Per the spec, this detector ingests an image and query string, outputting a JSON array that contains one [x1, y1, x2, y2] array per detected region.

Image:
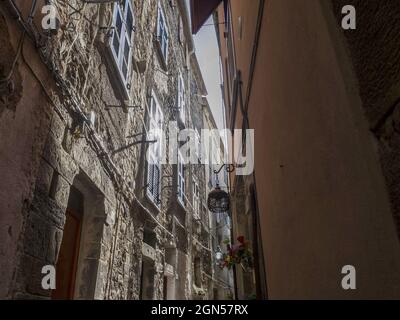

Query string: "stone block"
[[34, 160, 54, 195], [46, 226, 63, 264], [53, 175, 71, 212], [23, 211, 52, 260], [18, 254, 51, 298], [42, 134, 78, 184], [30, 188, 66, 228], [50, 112, 67, 145]]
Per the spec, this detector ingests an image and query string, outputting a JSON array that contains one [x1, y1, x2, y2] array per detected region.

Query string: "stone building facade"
[[203, 104, 235, 300], [0, 0, 223, 300]]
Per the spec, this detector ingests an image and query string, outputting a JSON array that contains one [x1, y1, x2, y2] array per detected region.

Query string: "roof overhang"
[[190, 0, 224, 34]]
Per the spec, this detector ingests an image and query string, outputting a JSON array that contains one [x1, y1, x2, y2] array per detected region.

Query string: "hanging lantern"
[[207, 184, 230, 213]]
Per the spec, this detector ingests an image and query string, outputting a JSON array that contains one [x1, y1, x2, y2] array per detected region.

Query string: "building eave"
[[190, 0, 224, 34]]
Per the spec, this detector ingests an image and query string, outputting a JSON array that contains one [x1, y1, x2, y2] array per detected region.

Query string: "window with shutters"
[[177, 151, 186, 207], [208, 165, 213, 188], [194, 129, 201, 163], [109, 0, 134, 95], [156, 4, 169, 63], [178, 16, 184, 44], [147, 93, 163, 206], [177, 72, 186, 123], [193, 181, 200, 216]]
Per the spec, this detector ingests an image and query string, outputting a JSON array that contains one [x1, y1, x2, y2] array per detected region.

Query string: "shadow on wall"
[[0, 13, 22, 117]]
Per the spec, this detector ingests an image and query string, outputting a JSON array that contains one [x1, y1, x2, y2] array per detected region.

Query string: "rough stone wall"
[[6, 0, 145, 299], [330, 0, 400, 237], [187, 56, 216, 299], [134, 0, 193, 300], [0, 0, 218, 300], [202, 105, 234, 300]]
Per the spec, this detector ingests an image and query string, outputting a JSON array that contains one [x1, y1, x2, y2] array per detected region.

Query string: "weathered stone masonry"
[[0, 0, 220, 300]]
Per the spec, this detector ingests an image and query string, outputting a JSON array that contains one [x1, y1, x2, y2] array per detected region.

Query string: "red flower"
[[230, 244, 241, 254], [237, 236, 245, 244]]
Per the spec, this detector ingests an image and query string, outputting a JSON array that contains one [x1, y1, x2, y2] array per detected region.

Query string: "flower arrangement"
[[218, 236, 253, 271]]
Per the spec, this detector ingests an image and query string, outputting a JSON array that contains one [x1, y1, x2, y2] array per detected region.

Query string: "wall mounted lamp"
[[207, 164, 235, 214]]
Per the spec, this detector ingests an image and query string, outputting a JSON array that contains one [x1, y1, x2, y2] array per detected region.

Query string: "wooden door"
[[52, 208, 82, 300]]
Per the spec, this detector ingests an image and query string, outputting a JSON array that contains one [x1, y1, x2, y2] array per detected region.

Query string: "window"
[[208, 155, 218, 187], [178, 16, 184, 44], [224, 214, 231, 229], [193, 181, 200, 216], [194, 129, 201, 163], [157, 5, 169, 62], [177, 151, 185, 207], [147, 93, 163, 206], [208, 165, 213, 188], [225, 4, 237, 120], [191, 79, 198, 95], [110, 0, 134, 93], [143, 229, 157, 248], [177, 72, 186, 123]]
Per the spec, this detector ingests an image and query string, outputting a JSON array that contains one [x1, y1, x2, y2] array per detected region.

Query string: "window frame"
[[194, 129, 201, 163], [177, 72, 186, 123], [193, 180, 200, 217], [156, 4, 169, 63], [178, 16, 184, 44], [146, 92, 164, 207], [177, 150, 186, 207], [109, 0, 134, 96]]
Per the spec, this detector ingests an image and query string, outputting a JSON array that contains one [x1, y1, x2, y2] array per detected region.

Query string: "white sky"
[[193, 17, 225, 130]]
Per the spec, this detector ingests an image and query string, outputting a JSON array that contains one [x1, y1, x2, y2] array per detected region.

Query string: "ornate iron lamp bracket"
[[213, 164, 235, 175]]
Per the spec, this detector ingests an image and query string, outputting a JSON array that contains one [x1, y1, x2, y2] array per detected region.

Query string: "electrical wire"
[[1, 1, 213, 300], [0, 0, 39, 85], [5, 0, 218, 264]]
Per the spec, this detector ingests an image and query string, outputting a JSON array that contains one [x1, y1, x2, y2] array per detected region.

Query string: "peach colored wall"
[[220, 0, 400, 298]]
